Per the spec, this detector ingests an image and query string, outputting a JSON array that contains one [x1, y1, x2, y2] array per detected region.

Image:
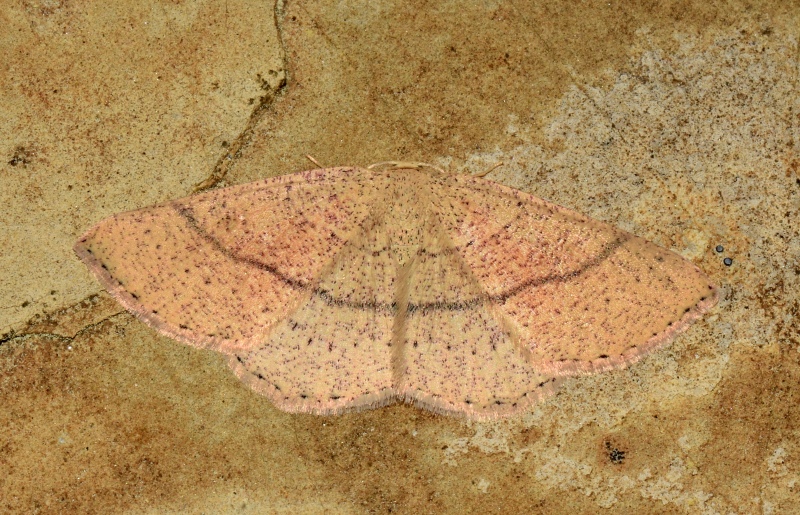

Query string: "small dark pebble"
[[723, 257, 733, 266], [715, 245, 724, 253]]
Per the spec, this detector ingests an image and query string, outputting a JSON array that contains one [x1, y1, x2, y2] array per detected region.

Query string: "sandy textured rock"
[[0, 0, 284, 334], [0, 0, 797, 513]]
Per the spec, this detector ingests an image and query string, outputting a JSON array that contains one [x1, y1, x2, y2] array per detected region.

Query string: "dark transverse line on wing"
[[175, 203, 627, 315]]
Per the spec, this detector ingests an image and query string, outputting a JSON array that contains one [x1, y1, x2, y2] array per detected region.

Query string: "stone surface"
[[1, 0, 798, 513], [0, 0, 285, 334]]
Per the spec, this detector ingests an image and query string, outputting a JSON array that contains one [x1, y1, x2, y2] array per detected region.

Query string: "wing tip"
[[74, 230, 243, 353], [532, 283, 720, 377]]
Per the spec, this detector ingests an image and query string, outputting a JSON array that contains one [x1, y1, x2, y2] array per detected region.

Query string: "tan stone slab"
[[1, 0, 799, 513], [0, 0, 285, 333]]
